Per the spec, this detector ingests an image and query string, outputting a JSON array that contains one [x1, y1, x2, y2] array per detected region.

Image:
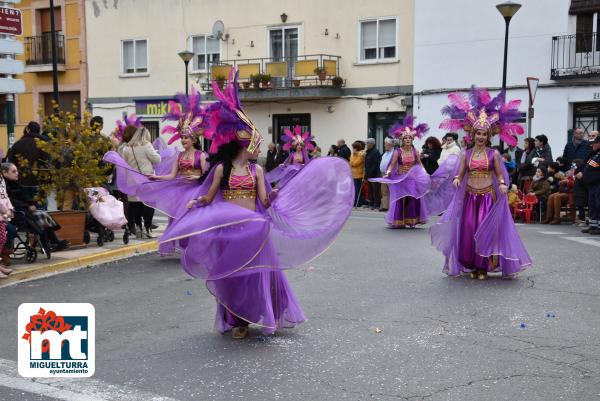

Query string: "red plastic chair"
[[514, 193, 538, 224]]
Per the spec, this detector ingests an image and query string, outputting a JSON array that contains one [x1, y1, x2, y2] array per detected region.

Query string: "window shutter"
[[378, 19, 396, 48], [569, 0, 600, 14], [123, 41, 134, 73], [135, 40, 147, 72]]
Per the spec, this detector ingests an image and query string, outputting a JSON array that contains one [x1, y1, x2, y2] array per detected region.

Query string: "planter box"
[[49, 210, 87, 247]]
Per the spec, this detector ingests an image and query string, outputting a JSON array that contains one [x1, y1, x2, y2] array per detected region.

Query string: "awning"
[[570, 0, 600, 14]]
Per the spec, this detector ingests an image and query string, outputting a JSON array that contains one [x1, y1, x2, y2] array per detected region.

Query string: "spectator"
[[336, 139, 351, 161], [311, 146, 322, 158], [518, 137, 536, 189], [502, 152, 516, 182], [2, 162, 69, 254], [546, 162, 562, 193], [534, 134, 553, 167], [459, 137, 468, 150], [364, 138, 382, 210], [573, 159, 588, 227], [542, 163, 574, 225], [421, 136, 442, 174], [274, 143, 289, 167], [507, 184, 522, 209], [507, 143, 523, 184], [265, 143, 277, 172], [349, 141, 366, 207], [6, 122, 49, 201], [556, 156, 569, 173], [120, 127, 161, 238], [589, 130, 598, 143], [527, 168, 550, 216], [582, 136, 600, 234], [379, 137, 395, 212], [439, 133, 461, 164], [562, 128, 591, 167], [327, 144, 338, 157]]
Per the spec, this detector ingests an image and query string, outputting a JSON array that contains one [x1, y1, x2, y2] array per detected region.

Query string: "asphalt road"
[[1, 211, 599, 401]]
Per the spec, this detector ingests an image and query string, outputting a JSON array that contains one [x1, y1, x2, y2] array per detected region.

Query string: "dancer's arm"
[[187, 164, 222, 208], [415, 150, 424, 166], [493, 150, 508, 194], [255, 165, 270, 207], [452, 154, 467, 188], [384, 151, 398, 178], [200, 152, 209, 175], [149, 159, 178, 181]]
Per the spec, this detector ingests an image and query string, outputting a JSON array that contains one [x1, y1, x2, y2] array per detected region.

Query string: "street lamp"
[[178, 50, 194, 96], [496, 1, 521, 150], [526, 77, 539, 139]]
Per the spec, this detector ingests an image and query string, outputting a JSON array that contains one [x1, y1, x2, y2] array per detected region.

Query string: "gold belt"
[[466, 185, 494, 195], [469, 170, 491, 178], [180, 168, 202, 177], [222, 189, 257, 200], [398, 166, 411, 174]]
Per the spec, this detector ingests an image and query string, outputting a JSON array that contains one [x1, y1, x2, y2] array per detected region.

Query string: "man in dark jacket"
[[265, 143, 277, 172], [562, 128, 591, 167], [274, 143, 288, 167], [336, 139, 351, 161], [364, 138, 382, 210], [582, 137, 600, 235], [6, 122, 49, 200]]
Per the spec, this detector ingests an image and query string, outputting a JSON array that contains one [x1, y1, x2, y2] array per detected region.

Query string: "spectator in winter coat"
[[573, 159, 588, 226], [265, 143, 277, 172], [562, 128, 591, 167], [528, 168, 551, 214], [582, 137, 600, 234], [534, 134, 553, 168], [518, 138, 537, 189], [439, 133, 461, 164], [349, 141, 366, 207], [542, 164, 574, 225], [421, 136, 442, 174], [336, 139, 352, 161], [364, 138, 382, 209]]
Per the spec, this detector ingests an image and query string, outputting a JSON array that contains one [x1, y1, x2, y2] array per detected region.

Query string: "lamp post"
[[50, 0, 59, 108], [178, 50, 194, 96], [496, 1, 521, 150], [526, 77, 539, 139]]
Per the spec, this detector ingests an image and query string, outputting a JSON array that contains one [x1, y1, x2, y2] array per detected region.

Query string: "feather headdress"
[[114, 113, 142, 142], [439, 86, 524, 146], [161, 86, 204, 145], [389, 115, 429, 140], [202, 69, 262, 154], [282, 125, 315, 151]]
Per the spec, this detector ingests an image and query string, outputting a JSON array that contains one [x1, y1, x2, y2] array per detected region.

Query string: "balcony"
[[24, 33, 66, 72], [551, 32, 600, 79], [206, 54, 344, 101]]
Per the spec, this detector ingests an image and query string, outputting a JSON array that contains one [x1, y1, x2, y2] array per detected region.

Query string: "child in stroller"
[[84, 187, 130, 246]]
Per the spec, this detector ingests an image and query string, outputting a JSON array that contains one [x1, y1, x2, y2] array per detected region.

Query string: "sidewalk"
[[0, 215, 169, 288]]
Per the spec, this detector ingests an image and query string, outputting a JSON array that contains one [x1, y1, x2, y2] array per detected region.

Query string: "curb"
[[0, 241, 158, 288]]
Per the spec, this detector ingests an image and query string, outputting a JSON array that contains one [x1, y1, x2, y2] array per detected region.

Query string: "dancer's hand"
[[499, 184, 508, 194], [148, 174, 158, 180], [186, 199, 196, 209], [185, 175, 200, 181], [452, 178, 460, 188]]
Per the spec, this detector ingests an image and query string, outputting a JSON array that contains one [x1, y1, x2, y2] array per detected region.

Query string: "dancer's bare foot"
[[0, 265, 12, 275]]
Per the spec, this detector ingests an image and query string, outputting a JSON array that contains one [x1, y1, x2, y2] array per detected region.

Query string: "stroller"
[[83, 187, 131, 246]]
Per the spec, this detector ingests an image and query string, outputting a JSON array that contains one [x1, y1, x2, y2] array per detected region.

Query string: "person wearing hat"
[[364, 138, 382, 210]]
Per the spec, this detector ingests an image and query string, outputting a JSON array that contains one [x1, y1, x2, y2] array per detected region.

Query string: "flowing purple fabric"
[[430, 149, 532, 277], [423, 154, 460, 216], [153, 137, 167, 152], [154, 147, 179, 176]]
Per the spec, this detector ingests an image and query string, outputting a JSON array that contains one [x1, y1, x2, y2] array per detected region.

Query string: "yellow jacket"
[[349, 151, 365, 179]]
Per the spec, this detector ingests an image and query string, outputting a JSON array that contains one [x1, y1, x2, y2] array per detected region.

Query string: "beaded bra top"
[[178, 151, 204, 177], [397, 147, 417, 174], [468, 149, 493, 178], [222, 164, 256, 201]]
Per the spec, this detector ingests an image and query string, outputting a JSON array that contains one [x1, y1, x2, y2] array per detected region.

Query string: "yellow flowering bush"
[[18, 103, 111, 210]]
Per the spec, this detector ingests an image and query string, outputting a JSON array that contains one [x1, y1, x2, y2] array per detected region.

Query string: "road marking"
[[538, 231, 566, 235], [561, 236, 600, 248], [0, 358, 179, 401]]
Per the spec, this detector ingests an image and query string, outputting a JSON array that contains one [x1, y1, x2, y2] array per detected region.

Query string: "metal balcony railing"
[[24, 33, 66, 66], [551, 32, 600, 79], [207, 54, 343, 90]]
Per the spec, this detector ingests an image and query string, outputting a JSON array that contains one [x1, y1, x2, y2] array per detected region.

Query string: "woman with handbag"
[[120, 127, 161, 238]]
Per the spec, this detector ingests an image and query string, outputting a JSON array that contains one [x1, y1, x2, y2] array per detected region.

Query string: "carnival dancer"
[[370, 116, 431, 228], [265, 125, 314, 188], [105, 71, 354, 338], [431, 87, 532, 279]]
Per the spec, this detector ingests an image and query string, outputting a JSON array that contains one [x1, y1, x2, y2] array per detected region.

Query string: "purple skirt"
[[211, 270, 307, 335], [387, 196, 424, 228], [459, 187, 496, 271]]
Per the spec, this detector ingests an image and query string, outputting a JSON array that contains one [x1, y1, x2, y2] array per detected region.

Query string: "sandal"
[[232, 326, 249, 339], [477, 270, 488, 280], [0, 266, 12, 275]]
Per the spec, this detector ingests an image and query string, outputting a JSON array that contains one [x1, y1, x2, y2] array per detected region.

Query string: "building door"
[[368, 112, 403, 151], [272, 113, 310, 144], [142, 120, 160, 142], [269, 26, 299, 86], [574, 102, 600, 140], [43, 91, 80, 117]]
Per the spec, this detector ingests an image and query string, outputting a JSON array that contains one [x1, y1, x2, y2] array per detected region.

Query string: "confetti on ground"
[[374, 327, 382, 333], [546, 312, 556, 318], [520, 323, 527, 329], [307, 266, 316, 272], [185, 290, 193, 296]]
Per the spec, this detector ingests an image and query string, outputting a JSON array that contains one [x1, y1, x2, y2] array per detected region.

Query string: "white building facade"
[[85, 0, 414, 153], [414, 0, 600, 155]]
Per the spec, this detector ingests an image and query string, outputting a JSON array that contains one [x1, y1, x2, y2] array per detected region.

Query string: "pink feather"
[[501, 99, 521, 112], [479, 89, 491, 105], [439, 119, 463, 131], [448, 92, 470, 112]]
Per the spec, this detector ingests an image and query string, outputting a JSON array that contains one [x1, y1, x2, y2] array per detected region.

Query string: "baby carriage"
[[83, 187, 130, 246]]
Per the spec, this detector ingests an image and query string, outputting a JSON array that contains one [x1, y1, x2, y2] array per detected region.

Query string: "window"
[[122, 39, 148, 74], [359, 17, 397, 62], [191, 35, 220, 72]]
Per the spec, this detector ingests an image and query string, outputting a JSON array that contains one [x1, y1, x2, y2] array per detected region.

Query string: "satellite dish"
[[212, 20, 227, 41]]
